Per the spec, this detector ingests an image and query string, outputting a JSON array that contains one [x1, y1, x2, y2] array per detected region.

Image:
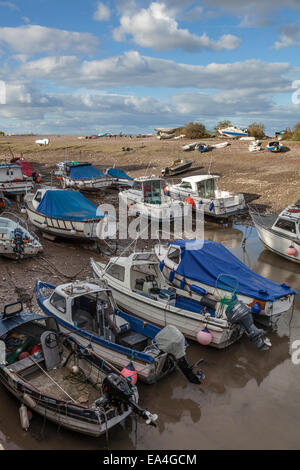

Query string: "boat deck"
[[251, 212, 277, 229]]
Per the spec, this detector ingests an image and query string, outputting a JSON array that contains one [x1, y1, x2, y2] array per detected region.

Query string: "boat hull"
[[119, 193, 185, 222], [254, 220, 300, 264], [61, 176, 113, 191]]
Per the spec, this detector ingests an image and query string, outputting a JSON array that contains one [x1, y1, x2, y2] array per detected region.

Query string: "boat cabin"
[[175, 175, 219, 199], [0, 164, 25, 183], [271, 202, 300, 239], [130, 177, 166, 205]]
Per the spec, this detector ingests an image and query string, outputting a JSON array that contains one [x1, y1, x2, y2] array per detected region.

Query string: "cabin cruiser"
[[218, 126, 248, 138], [0, 164, 33, 197], [55, 161, 113, 191], [249, 202, 300, 263], [0, 301, 157, 436], [36, 280, 203, 384], [119, 176, 186, 222], [90, 252, 273, 350], [24, 188, 112, 241], [0, 213, 42, 260], [166, 175, 246, 219], [155, 240, 296, 323]]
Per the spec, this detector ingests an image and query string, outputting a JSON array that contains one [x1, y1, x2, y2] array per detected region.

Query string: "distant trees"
[[182, 122, 210, 139], [0, 131, 5, 136], [281, 123, 300, 141], [214, 120, 232, 135], [247, 122, 266, 139], [293, 122, 300, 140]]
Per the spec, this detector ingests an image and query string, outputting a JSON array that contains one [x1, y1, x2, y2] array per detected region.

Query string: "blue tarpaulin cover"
[[37, 190, 104, 221], [69, 164, 105, 180], [170, 240, 298, 301], [106, 168, 133, 180]]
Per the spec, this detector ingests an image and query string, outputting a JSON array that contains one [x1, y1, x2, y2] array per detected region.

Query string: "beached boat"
[[119, 176, 186, 222], [166, 175, 246, 219], [266, 141, 283, 153], [195, 143, 210, 152], [24, 188, 112, 241], [161, 159, 193, 177], [218, 126, 248, 138], [105, 168, 134, 187], [211, 142, 230, 149], [55, 162, 113, 191], [10, 158, 41, 182], [90, 253, 272, 350], [36, 280, 202, 384], [0, 301, 158, 437], [0, 213, 42, 260], [249, 140, 262, 152], [155, 240, 297, 323], [0, 164, 33, 197], [249, 202, 300, 263]]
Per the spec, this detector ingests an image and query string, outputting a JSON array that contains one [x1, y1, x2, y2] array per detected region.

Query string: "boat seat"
[[9, 355, 45, 377], [111, 315, 130, 335], [117, 330, 149, 352]]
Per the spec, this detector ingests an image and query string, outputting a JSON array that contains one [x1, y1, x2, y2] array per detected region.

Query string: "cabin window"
[[274, 218, 296, 234], [50, 293, 66, 314], [168, 247, 180, 264], [144, 180, 161, 204], [133, 181, 142, 191], [197, 179, 215, 199], [35, 192, 43, 203], [180, 182, 192, 189], [107, 263, 125, 281]]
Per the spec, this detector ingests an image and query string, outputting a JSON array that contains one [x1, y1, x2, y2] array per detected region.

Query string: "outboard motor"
[[155, 325, 205, 384], [225, 298, 271, 349], [13, 229, 25, 259], [101, 373, 158, 426]]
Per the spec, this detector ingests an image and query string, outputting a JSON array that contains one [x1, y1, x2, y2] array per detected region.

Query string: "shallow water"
[[0, 222, 299, 450]]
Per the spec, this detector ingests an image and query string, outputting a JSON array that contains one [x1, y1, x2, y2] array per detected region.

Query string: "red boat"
[[10, 158, 40, 182]]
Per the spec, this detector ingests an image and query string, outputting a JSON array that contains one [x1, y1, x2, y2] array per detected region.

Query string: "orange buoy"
[[121, 362, 138, 385]]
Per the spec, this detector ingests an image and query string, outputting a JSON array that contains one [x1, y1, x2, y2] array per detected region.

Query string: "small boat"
[[249, 202, 300, 263], [167, 175, 246, 219], [249, 140, 262, 152], [35, 138, 49, 146], [24, 188, 112, 241], [218, 126, 248, 138], [155, 239, 297, 323], [210, 142, 230, 149], [161, 159, 193, 177], [195, 143, 210, 153], [182, 142, 199, 152], [105, 168, 134, 187], [90, 253, 271, 350], [267, 141, 283, 153], [157, 133, 175, 140], [119, 176, 186, 222], [55, 162, 113, 191], [36, 280, 202, 384], [0, 301, 158, 437], [0, 164, 34, 197], [0, 213, 42, 259], [10, 157, 41, 182]]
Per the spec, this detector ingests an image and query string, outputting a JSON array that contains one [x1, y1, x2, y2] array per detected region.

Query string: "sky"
[[0, 0, 300, 135]]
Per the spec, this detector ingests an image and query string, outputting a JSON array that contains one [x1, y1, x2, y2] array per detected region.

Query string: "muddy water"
[[0, 222, 299, 450]]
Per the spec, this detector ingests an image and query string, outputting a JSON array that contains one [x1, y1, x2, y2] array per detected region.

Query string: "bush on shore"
[[182, 122, 210, 139], [248, 122, 266, 139]]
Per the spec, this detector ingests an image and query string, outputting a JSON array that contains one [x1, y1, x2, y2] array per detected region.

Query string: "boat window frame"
[[273, 217, 297, 235], [50, 292, 67, 314], [106, 262, 125, 282]]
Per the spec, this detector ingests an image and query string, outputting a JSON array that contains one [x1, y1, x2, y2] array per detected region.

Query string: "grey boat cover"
[[155, 325, 185, 359]]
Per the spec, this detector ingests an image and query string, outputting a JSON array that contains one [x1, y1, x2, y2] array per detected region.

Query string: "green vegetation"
[[182, 122, 210, 139], [247, 122, 266, 139], [214, 120, 232, 135]]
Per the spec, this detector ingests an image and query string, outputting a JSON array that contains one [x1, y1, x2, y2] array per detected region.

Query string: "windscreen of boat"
[[197, 179, 216, 199], [274, 218, 297, 235], [130, 263, 160, 290], [144, 180, 162, 204]]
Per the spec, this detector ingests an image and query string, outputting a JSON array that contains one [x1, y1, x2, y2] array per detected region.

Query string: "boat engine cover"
[[155, 325, 186, 360]]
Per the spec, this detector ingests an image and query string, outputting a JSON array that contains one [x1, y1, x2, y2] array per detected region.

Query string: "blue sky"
[[0, 0, 300, 134]]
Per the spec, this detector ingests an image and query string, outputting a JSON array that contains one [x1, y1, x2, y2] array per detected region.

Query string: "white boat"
[[157, 133, 175, 140], [155, 240, 296, 322], [182, 142, 202, 152], [24, 187, 112, 241], [218, 126, 248, 138], [119, 176, 186, 222], [0, 213, 42, 259], [249, 140, 262, 152], [210, 142, 230, 149], [0, 164, 33, 197], [90, 252, 273, 350], [36, 280, 201, 384], [161, 159, 193, 177], [55, 161, 113, 191], [195, 143, 210, 152], [249, 202, 300, 263], [166, 175, 246, 219], [35, 138, 49, 145]]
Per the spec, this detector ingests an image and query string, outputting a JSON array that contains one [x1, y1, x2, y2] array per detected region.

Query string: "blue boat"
[[36, 280, 201, 384], [55, 161, 113, 191], [105, 168, 134, 187]]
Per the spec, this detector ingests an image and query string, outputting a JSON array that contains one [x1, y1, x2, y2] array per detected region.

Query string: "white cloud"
[[0, 1, 19, 10], [0, 25, 100, 55], [113, 2, 241, 52], [93, 2, 111, 21], [275, 24, 300, 49]]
